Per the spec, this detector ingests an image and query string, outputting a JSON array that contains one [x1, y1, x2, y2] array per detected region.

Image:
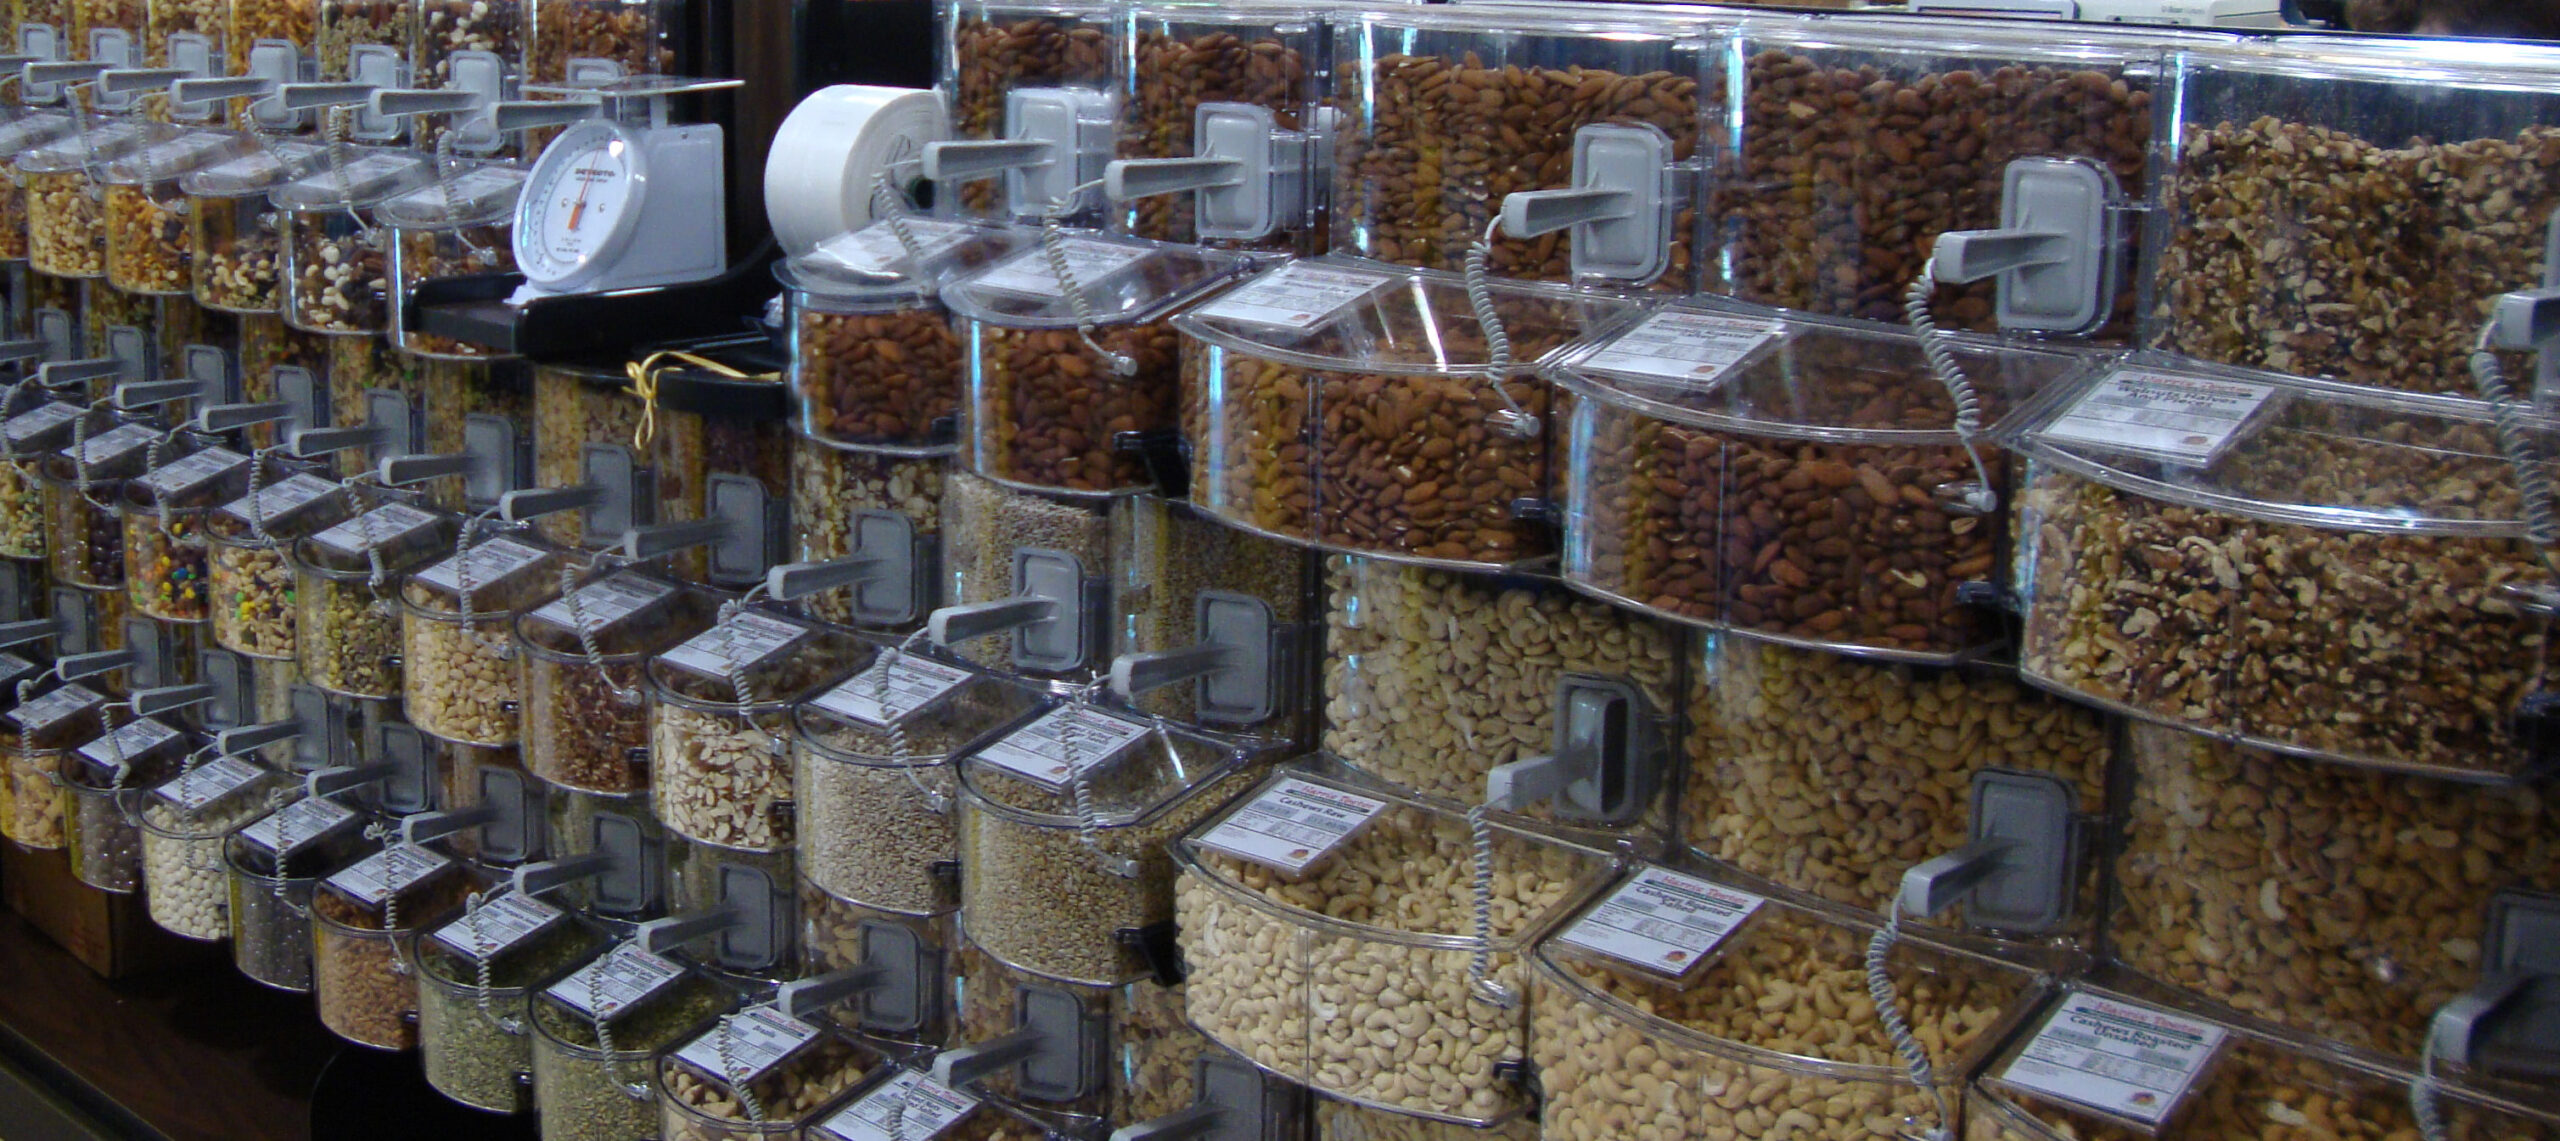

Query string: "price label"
[[10, 683, 103, 732], [1194, 777, 1388, 875], [2035, 368, 2279, 466], [1194, 262, 1391, 330], [0, 654, 34, 684], [431, 892, 566, 960], [673, 1006, 823, 1087], [76, 716, 182, 768], [1996, 993, 2230, 1127], [970, 238, 1152, 298], [410, 537, 549, 594], [320, 151, 423, 191], [152, 755, 264, 811], [969, 704, 1152, 790], [545, 943, 687, 1019], [529, 573, 677, 634], [811, 218, 980, 276], [810, 656, 974, 727], [62, 421, 162, 467], [816, 1071, 980, 1141], [325, 843, 455, 906], [236, 796, 358, 856], [1582, 310, 1782, 386], [3, 402, 79, 444], [660, 610, 813, 681], [218, 473, 342, 527], [311, 502, 441, 557], [139, 446, 247, 497], [1554, 867, 1764, 978]]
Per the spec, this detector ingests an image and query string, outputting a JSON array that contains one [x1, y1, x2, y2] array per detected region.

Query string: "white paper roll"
[[764, 84, 950, 257]]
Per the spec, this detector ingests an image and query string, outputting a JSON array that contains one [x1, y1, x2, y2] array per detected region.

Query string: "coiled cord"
[[2411, 1034, 2452, 1141], [1463, 218, 1539, 442], [714, 1013, 768, 1122], [558, 558, 645, 706], [1865, 902, 1954, 1141], [873, 169, 927, 271], [1062, 679, 1140, 879], [1037, 207, 1136, 378], [1464, 803, 1515, 1008], [1904, 260, 2000, 516], [876, 629, 947, 813], [2472, 322, 2560, 569]]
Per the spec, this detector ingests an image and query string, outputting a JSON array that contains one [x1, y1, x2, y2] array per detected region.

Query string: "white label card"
[[152, 755, 264, 810], [311, 502, 441, 557], [236, 796, 358, 856], [4, 402, 79, 444], [660, 611, 812, 681], [2036, 369, 2279, 466], [811, 218, 979, 275], [411, 537, 549, 594], [431, 892, 566, 960], [1194, 263, 1392, 330], [140, 446, 248, 496], [1554, 867, 1765, 977], [529, 574, 677, 634], [811, 656, 974, 727], [76, 717, 182, 768], [218, 473, 342, 527], [970, 704, 1153, 790], [325, 843, 454, 906], [11, 683, 103, 732], [1998, 993, 2230, 1127], [545, 944, 687, 1019], [64, 421, 162, 466], [673, 1006, 824, 1087], [0, 654, 33, 682], [970, 238, 1152, 298], [325, 151, 422, 190], [816, 1071, 980, 1141], [1194, 777, 1388, 876], [1584, 310, 1783, 386]]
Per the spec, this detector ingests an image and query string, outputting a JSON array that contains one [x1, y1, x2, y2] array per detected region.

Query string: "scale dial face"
[[515, 119, 648, 290]]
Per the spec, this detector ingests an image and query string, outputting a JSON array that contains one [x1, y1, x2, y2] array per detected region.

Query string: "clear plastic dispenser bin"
[[2010, 356, 2560, 780], [941, 933, 1250, 1127], [936, 472, 1109, 679], [64, 715, 192, 890], [1313, 1097, 1536, 1141], [42, 416, 163, 589], [788, 437, 946, 633], [381, 163, 525, 360], [939, 0, 1116, 220], [1550, 301, 2102, 659], [792, 650, 1037, 917], [516, 572, 708, 795], [1173, 768, 1614, 1125], [1115, 3, 1325, 252], [665, 832, 798, 927], [529, 0, 678, 84], [311, 840, 478, 1049], [183, 143, 328, 314], [1715, 21, 2160, 338], [22, 121, 158, 279], [530, 942, 733, 1141], [2107, 721, 2560, 1063], [399, 531, 563, 746], [233, 314, 334, 450], [1682, 633, 2110, 920], [2149, 39, 2560, 395], [1106, 493, 1312, 742], [414, 893, 611, 1113], [100, 130, 248, 297], [645, 608, 865, 852], [136, 754, 290, 940], [780, 221, 1023, 451], [122, 440, 251, 622], [1327, 7, 1711, 288], [957, 700, 1275, 986], [1967, 985, 2560, 1141], [226, 792, 369, 991], [319, 0, 418, 83], [274, 147, 437, 335], [943, 232, 1261, 498], [1317, 555, 1681, 833], [798, 879, 952, 1047], [0, 394, 89, 561], [523, 355, 779, 560], [657, 1012, 890, 1141], [0, 113, 79, 262], [1175, 259, 1638, 570], [293, 501, 460, 700], [232, 0, 316, 76], [538, 781, 669, 919], [1529, 863, 2046, 1141], [208, 471, 353, 659]]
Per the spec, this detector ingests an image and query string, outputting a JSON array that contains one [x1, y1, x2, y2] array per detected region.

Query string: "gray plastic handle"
[[24, 61, 110, 86], [1104, 156, 1242, 202], [54, 648, 134, 681], [2431, 975, 2535, 1068], [287, 425, 378, 458], [1898, 835, 2013, 919], [1111, 1106, 1225, 1141], [1501, 187, 1631, 239], [0, 618, 56, 647], [39, 359, 125, 388], [2494, 286, 2560, 351], [196, 401, 292, 433], [277, 82, 377, 111], [398, 804, 499, 846], [1931, 231, 2071, 282], [490, 99, 602, 134], [635, 907, 743, 954], [114, 379, 200, 410], [1484, 750, 1572, 814], [1897, 768, 2079, 934], [172, 76, 274, 104], [0, 339, 48, 363], [305, 760, 399, 799], [378, 451, 473, 486], [764, 555, 884, 602], [98, 67, 191, 96], [370, 87, 479, 117], [215, 718, 300, 756], [620, 518, 727, 561], [774, 966, 889, 1020], [928, 596, 1054, 649], [0, 57, 38, 74], [931, 1029, 1045, 1087], [499, 485, 600, 522], [511, 851, 615, 896], [1110, 643, 1227, 698], [921, 138, 1052, 184], [129, 683, 215, 717]]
